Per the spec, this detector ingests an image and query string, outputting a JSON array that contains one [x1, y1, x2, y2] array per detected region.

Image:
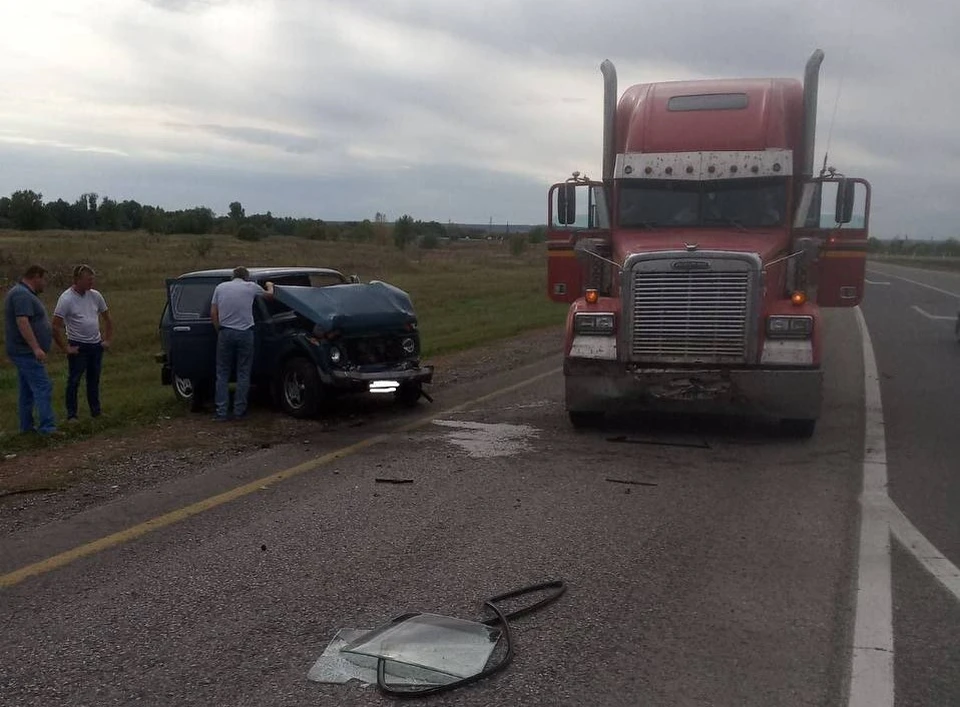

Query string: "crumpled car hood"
[[274, 281, 417, 333]]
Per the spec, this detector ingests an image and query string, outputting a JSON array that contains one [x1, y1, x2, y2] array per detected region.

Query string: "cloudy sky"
[[1, 0, 956, 236]]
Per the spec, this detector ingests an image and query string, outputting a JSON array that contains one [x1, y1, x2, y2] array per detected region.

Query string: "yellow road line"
[[1, 366, 562, 589]]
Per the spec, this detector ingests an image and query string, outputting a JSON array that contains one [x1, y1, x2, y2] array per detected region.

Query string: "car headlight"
[[766, 315, 813, 339], [574, 312, 616, 336], [329, 346, 342, 364], [401, 337, 416, 354]]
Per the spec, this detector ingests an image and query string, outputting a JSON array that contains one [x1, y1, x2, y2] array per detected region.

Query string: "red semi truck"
[[547, 50, 871, 437]]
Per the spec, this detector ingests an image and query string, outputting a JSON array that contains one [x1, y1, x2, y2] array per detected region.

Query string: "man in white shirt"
[[210, 267, 274, 421], [52, 264, 114, 422]]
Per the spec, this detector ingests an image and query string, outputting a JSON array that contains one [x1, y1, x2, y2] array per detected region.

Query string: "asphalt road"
[[861, 263, 960, 707], [0, 307, 870, 706]]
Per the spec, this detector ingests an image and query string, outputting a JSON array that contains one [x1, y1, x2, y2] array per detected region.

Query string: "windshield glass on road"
[[619, 178, 787, 229]]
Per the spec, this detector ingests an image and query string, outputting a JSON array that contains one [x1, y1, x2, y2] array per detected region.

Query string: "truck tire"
[[395, 381, 423, 408], [780, 418, 817, 439], [278, 358, 322, 418], [568, 410, 603, 429]]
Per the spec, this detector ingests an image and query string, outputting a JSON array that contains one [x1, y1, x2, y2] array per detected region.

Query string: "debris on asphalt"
[[606, 478, 658, 487], [307, 579, 567, 697], [375, 477, 414, 485], [606, 435, 710, 449]]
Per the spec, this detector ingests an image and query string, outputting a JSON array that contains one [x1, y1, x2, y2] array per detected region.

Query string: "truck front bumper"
[[564, 359, 822, 421]]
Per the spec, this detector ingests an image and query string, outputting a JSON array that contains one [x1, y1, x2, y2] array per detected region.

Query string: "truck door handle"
[[173, 326, 191, 332]]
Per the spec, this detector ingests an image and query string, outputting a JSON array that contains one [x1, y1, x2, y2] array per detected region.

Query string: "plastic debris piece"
[[375, 478, 414, 485], [308, 629, 460, 686], [606, 478, 658, 487], [341, 612, 500, 680]]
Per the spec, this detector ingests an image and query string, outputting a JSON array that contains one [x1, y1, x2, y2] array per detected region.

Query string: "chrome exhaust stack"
[[802, 49, 825, 179], [601, 59, 618, 181]]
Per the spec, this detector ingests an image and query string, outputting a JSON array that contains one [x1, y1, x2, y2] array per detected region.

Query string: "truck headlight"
[[766, 315, 813, 339], [329, 346, 342, 364], [574, 312, 616, 336]]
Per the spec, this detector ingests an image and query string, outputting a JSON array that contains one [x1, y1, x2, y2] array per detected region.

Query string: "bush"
[[509, 234, 527, 256], [193, 236, 214, 258], [420, 233, 440, 249], [236, 223, 264, 242]]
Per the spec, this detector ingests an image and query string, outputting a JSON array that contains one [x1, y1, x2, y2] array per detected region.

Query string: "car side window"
[[170, 282, 218, 320]]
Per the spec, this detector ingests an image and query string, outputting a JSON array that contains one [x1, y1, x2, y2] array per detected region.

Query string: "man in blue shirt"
[[209, 267, 274, 421], [3, 265, 57, 435]]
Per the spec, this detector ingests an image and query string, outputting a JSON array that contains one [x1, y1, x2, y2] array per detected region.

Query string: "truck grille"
[[630, 270, 751, 363]]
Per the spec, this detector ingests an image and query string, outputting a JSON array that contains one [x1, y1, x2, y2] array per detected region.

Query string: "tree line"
[[0, 189, 547, 250], [868, 236, 960, 258]]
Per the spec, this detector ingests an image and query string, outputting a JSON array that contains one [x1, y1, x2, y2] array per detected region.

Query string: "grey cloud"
[[186, 123, 322, 154]]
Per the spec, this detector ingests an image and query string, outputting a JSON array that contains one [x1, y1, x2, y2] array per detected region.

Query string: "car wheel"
[[395, 381, 423, 408], [279, 358, 322, 418], [568, 410, 603, 429], [780, 418, 817, 439], [173, 374, 208, 412]]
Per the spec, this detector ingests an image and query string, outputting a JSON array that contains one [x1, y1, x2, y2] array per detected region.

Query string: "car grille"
[[343, 336, 409, 365], [630, 270, 751, 363]]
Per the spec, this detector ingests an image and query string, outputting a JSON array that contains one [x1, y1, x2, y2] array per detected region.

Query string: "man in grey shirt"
[[53, 264, 114, 421], [210, 267, 274, 421], [3, 265, 57, 435]]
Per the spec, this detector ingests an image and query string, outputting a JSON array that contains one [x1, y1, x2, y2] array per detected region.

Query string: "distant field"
[[869, 254, 960, 273], [0, 230, 565, 450]]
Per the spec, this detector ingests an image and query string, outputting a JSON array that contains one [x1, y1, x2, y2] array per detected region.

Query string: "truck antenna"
[[822, 0, 857, 176]]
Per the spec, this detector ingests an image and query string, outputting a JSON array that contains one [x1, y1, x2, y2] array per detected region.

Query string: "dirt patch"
[[0, 326, 563, 533]]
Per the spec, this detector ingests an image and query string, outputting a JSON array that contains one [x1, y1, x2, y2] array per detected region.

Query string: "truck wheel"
[[781, 418, 817, 439], [568, 411, 603, 429], [395, 381, 423, 408], [279, 358, 322, 418]]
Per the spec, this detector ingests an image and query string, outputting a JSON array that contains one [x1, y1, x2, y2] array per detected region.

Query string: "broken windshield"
[[618, 178, 786, 229]]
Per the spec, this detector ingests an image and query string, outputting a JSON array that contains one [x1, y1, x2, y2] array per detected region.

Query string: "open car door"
[[546, 174, 611, 303], [793, 176, 872, 307]]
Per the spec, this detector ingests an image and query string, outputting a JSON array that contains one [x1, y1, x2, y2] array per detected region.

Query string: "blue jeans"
[[66, 341, 104, 419], [10, 354, 56, 434], [215, 327, 255, 418]]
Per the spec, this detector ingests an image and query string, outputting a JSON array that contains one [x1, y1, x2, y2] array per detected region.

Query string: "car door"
[[165, 276, 224, 383]]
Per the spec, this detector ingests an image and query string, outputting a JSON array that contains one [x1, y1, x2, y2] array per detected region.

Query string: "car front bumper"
[[564, 359, 822, 420], [324, 363, 434, 388]]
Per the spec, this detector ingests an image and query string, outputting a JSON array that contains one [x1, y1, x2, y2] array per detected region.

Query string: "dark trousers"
[[66, 341, 104, 419]]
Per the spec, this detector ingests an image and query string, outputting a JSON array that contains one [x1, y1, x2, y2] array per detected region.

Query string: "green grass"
[[0, 230, 566, 452]]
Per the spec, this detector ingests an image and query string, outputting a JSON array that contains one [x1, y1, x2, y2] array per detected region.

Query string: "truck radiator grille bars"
[[629, 269, 752, 363]]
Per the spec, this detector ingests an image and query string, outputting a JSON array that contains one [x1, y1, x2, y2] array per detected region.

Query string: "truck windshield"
[[619, 178, 787, 229]]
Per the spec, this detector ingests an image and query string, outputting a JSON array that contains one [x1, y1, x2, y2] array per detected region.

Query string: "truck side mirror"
[[835, 179, 855, 224], [557, 183, 577, 225]]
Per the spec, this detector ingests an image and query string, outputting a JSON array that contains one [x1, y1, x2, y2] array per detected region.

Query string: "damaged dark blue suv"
[[156, 267, 434, 418]]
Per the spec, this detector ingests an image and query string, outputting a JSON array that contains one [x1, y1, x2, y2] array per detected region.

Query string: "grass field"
[[0, 230, 566, 451], [869, 254, 960, 273]]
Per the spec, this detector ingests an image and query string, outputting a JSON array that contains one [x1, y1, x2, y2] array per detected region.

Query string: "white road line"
[[865, 279, 891, 286], [911, 305, 955, 322], [849, 307, 960, 706], [867, 269, 960, 299], [887, 501, 960, 602], [849, 306, 894, 707]]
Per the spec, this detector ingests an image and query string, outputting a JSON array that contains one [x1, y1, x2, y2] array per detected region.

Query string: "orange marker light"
[[585, 289, 599, 304], [791, 291, 807, 306]]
